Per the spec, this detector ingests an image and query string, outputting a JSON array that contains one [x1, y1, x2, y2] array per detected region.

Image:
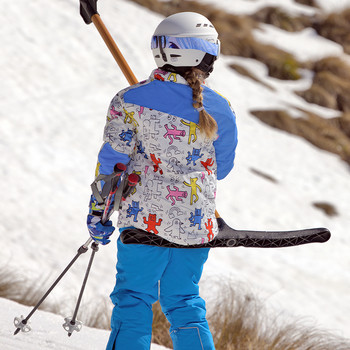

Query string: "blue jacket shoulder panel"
[[123, 79, 199, 124]]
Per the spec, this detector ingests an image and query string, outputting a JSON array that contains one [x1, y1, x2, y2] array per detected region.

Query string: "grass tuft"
[[1, 267, 350, 349]]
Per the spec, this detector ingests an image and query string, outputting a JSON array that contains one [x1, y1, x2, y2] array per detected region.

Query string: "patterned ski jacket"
[[95, 69, 238, 245]]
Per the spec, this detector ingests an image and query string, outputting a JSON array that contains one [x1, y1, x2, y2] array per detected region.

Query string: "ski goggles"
[[151, 35, 220, 57]]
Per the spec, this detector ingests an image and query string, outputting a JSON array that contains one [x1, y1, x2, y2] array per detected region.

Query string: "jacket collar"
[[150, 69, 189, 86]]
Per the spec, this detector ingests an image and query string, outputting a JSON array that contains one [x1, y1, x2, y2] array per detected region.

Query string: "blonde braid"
[[184, 68, 218, 140]]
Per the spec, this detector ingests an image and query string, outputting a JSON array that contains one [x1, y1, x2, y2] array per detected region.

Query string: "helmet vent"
[[196, 23, 214, 28]]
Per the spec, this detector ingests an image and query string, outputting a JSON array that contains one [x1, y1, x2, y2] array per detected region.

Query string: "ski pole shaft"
[[91, 14, 138, 85], [80, 0, 138, 85], [13, 238, 91, 335], [65, 242, 99, 337]]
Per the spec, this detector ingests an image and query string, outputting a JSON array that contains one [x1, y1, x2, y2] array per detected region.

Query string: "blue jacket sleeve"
[[204, 87, 238, 180], [213, 106, 237, 180]]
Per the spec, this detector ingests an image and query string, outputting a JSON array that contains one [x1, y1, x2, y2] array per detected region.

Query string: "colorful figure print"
[[201, 158, 214, 175], [205, 218, 214, 241], [167, 73, 177, 82], [189, 209, 204, 230], [143, 213, 162, 234], [137, 141, 148, 159], [150, 154, 163, 175], [123, 108, 139, 132], [163, 124, 186, 145], [183, 177, 202, 205], [164, 218, 185, 240], [126, 201, 144, 222], [119, 129, 133, 146], [166, 185, 188, 206], [109, 105, 122, 120], [181, 119, 200, 144], [186, 148, 204, 166]]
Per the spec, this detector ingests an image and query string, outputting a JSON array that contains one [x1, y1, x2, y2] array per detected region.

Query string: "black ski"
[[120, 217, 331, 248]]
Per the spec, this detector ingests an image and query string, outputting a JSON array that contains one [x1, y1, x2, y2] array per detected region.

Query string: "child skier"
[[87, 12, 238, 350]]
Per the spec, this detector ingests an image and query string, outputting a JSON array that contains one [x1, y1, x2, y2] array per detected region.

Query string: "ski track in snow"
[[0, 0, 350, 348]]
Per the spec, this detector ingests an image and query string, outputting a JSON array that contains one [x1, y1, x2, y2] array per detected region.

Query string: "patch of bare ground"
[[313, 9, 350, 55], [294, 0, 319, 7], [251, 6, 312, 32], [230, 63, 275, 90], [312, 202, 338, 216], [297, 57, 350, 112], [250, 109, 350, 166]]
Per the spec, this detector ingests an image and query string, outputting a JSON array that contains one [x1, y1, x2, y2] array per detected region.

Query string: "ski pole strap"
[[90, 163, 126, 205]]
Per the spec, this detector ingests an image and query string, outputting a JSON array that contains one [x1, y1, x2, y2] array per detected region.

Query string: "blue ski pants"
[[106, 233, 215, 350]]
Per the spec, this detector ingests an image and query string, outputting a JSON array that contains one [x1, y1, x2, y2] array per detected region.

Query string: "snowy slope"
[[0, 298, 168, 350], [0, 0, 349, 347]]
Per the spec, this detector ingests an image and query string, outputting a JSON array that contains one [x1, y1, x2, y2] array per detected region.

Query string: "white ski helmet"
[[151, 12, 220, 76]]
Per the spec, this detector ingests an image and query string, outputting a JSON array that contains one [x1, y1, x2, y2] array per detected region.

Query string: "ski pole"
[[80, 0, 138, 85], [13, 238, 92, 335], [14, 164, 126, 335], [63, 242, 99, 336], [62, 163, 127, 336]]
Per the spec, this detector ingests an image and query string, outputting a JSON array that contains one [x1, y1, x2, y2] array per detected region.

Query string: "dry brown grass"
[[152, 301, 173, 347], [0, 265, 112, 330], [79, 296, 112, 330], [0, 266, 61, 314], [297, 57, 350, 112], [152, 281, 350, 350], [294, 0, 319, 7], [230, 63, 275, 91], [2, 267, 350, 349], [313, 9, 350, 54], [252, 6, 312, 32], [251, 109, 350, 166], [312, 202, 338, 216]]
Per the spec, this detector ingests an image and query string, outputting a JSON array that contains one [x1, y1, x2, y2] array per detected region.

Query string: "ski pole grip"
[[122, 173, 140, 200], [114, 163, 127, 176]]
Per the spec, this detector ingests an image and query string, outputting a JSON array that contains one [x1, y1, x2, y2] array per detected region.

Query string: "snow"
[[1, 0, 350, 348], [253, 25, 344, 61], [0, 298, 167, 350]]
